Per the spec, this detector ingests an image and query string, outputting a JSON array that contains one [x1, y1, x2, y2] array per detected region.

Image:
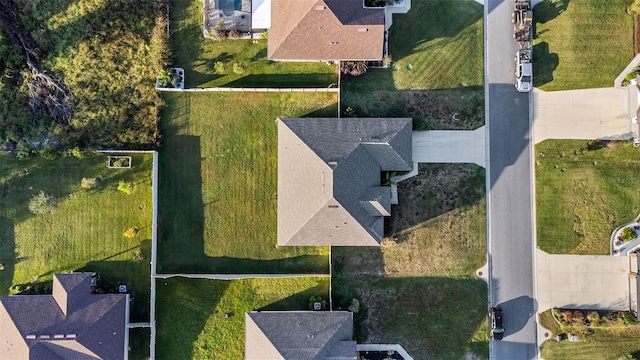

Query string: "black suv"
[[490, 307, 504, 340]]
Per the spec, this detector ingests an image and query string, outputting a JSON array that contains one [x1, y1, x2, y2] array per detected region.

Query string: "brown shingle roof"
[[268, 0, 385, 61]]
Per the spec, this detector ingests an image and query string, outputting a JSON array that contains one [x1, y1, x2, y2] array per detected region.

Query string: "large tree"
[[0, 0, 75, 126]]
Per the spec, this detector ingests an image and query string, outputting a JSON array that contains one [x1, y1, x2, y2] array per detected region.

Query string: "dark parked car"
[[490, 307, 504, 340]]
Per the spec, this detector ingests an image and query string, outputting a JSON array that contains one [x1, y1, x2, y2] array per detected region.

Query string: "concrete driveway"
[[412, 126, 485, 167], [533, 87, 636, 144], [536, 249, 631, 312]]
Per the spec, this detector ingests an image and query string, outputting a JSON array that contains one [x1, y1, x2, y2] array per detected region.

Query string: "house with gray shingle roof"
[[245, 311, 356, 360], [0, 272, 129, 360], [268, 0, 385, 61], [277, 117, 412, 246]]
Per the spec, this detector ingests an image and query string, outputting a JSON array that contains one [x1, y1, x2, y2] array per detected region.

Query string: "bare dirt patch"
[[387, 163, 485, 236]]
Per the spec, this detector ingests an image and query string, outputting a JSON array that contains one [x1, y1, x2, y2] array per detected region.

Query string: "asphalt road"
[[485, 0, 538, 358]]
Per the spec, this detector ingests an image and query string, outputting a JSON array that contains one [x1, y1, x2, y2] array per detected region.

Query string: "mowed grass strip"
[[539, 309, 640, 359], [536, 140, 640, 254], [172, 0, 338, 88], [155, 277, 329, 360], [0, 153, 153, 320], [533, 0, 633, 90], [158, 92, 336, 273]]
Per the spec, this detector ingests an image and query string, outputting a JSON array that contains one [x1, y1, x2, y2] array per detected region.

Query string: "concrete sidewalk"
[[412, 126, 485, 167], [533, 87, 635, 144]]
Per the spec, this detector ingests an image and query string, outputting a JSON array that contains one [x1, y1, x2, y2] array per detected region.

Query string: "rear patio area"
[[203, 0, 251, 30]]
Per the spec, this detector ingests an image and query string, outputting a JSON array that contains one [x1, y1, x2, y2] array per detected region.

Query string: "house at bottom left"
[[0, 272, 129, 359]]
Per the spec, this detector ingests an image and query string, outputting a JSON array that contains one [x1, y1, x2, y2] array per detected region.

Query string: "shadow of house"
[[0, 216, 15, 296], [532, 42, 559, 87], [154, 278, 230, 359]]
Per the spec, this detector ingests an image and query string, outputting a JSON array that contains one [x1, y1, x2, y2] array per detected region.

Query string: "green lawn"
[[539, 309, 640, 359], [129, 327, 151, 360], [158, 92, 336, 274], [533, 0, 634, 90], [536, 140, 640, 254], [332, 165, 488, 359], [341, 0, 484, 130], [0, 153, 153, 321], [171, 0, 338, 88], [156, 277, 329, 360]]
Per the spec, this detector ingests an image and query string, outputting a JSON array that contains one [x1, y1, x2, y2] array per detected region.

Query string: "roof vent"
[[328, 161, 338, 166], [370, 136, 380, 141], [358, 28, 368, 32], [53, 334, 64, 339], [66, 334, 77, 339], [315, 5, 325, 10], [328, 205, 339, 209], [39, 335, 50, 339], [330, 41, 339, 45], [25, 335, 36, 340]]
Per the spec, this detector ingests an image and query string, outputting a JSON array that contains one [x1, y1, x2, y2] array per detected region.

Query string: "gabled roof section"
[[268, 0, 385, 61], [245, 311, 356, 360], [277, 118, 412, 246], [0, 272, 128, 360]]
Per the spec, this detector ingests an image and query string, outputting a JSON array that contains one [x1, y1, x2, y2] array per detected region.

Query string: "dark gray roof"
[[277, 118, 412, 246], [245, 311, 356, 360], [0, 273, 128, 360]]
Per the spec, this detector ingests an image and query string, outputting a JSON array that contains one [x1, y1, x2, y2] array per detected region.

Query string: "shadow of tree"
[[533, 0, 571, 24], [0, 216, 15, 295], [533, 42, 559, 87]]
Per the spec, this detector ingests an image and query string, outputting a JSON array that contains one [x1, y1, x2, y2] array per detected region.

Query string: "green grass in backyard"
[[343, 0, 483, 93], [158, 92, 336, 273], [155, 277, 329, 360], [340, 0, 484, 130], [533, 0, 634, 90], [0, 153, 152, 321], [539, 309, 640, 359], [171, 0, 337, 87], [129, 327, 151, 360], [332, 164, 488, 359], [536, 140, 640, 254]]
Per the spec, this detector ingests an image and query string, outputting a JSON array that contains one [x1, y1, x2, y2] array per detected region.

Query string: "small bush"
[[81, 177, 101, 189], [344, 106, 357, 117], [587, 311, 600, 325], [39, 145, 58, 160], [117, 181, 134, 195], [382, 55, 392, 66], [621, 311, 637, 326], [16, 142, 32, 160], [228, 29, 240, 40], [348, 298, 360, 313], [0, 264, 4, 271], [214, 61, 225, 74], [340, 61, 368, 76], [622, 227, 637, 241], [233, 62, 245, 74], [123, 227, 139, 238], [71, 146, 85, 159], [28, 191, 56, 215], [133, 249, 144, 263], [412, 118, 427, 131]]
